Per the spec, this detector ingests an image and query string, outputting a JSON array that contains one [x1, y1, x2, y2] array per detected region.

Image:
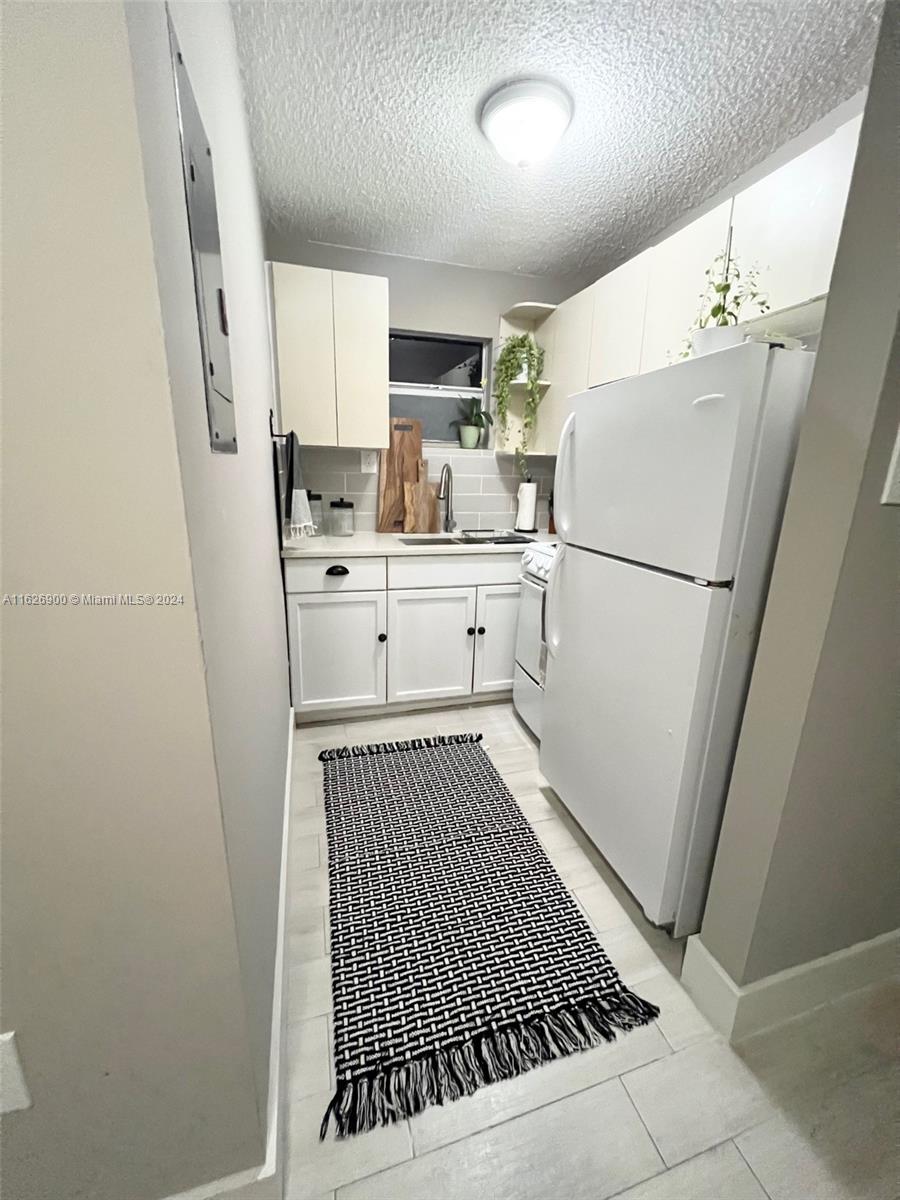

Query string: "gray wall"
[[1, 3, 265, 1197], [264, 233, 580, 340], [699, 3, 900, 987], [299, 445, 556, 533], [126, 0, 291, 1119]]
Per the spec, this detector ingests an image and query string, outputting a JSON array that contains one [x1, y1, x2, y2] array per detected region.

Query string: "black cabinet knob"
[[467, 626, 476, 636], [378, 633, 387, 643], [325, 564, 349, 576], [477, 626, 486, 635]]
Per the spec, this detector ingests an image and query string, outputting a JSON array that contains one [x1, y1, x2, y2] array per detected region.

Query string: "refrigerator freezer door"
[[540, 546, 731, 927], [554, 342, 772, 582]]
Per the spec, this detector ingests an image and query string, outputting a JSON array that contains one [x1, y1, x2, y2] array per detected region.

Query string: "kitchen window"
[[389, 332, 491, 442]]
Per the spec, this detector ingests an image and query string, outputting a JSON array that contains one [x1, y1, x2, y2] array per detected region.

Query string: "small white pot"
[[691, 325, 746, 357]]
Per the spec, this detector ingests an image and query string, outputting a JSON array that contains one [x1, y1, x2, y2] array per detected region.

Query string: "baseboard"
[[681, 927, 900, 1042], [165, 707, 294, 1200], [295, 691, 513, 725]]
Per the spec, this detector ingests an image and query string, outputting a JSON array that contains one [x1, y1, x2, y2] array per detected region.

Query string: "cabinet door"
[[287, 591, 386, 712], [639, 201, 733, 374], [473, 584, 520, 695], [387, 588, 476, 703], [270, 262, 337, 445], [535, 287, 594, 454], [588, 250, 651, 387], [333, 271, 390, 449], [730, 115, 861, 319]]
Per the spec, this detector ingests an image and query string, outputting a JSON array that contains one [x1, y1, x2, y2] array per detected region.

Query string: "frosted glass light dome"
[[480, 79, 573, 168]]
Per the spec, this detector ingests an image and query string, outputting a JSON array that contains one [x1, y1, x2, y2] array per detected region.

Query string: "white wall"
[[267, 93, 867, 346], [698, 3, 900, 988], [1, 3, 265, 1197], [264, 234, 580, 340], [125, 0, 291, 1122], [742, 332, 900, 980]]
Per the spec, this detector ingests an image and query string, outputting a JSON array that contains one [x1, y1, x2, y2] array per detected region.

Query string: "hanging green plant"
[[493, 332, 545, 477]]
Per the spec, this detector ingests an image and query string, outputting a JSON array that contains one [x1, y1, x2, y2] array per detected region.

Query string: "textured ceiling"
[[231, 0, 881, 280]]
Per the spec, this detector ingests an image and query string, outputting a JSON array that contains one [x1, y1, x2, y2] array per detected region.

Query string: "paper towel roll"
[[515, 482, 538, 532]]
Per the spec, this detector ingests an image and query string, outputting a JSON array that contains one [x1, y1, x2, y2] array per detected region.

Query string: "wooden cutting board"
[[403, 460, 439, 533], [377, 417, 422, 532]]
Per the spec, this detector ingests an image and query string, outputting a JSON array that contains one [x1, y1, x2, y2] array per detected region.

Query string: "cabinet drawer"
[[284, 556, 386, 593], [388, 553, 523, 590]]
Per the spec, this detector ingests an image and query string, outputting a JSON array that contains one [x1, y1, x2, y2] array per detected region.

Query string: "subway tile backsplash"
[[298, 445, 556, 532]]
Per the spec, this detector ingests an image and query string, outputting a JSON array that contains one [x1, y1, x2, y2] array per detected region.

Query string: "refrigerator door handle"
[[544, 543, 565, 657], [692, 392, 725, 407], [554, 412, 576, 541]]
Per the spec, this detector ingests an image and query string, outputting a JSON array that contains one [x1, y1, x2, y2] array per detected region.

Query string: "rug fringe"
[[318, 733, 483, 762], [319, 989, 660, 1139]]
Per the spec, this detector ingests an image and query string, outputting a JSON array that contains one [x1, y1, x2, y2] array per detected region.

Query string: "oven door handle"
[[544, 544, 565, 658]]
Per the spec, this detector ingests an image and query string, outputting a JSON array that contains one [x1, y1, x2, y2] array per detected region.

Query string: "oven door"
[[515, 574, 547, 686]]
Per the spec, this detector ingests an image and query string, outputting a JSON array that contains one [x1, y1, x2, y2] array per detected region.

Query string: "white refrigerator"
[[540, 342, 814, 936]]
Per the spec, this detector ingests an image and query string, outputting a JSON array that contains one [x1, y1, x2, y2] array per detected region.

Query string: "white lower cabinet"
[[387, 588, 477, 704], [473, 584, 521, 694], [287, 590, 387, 712], [288, 557, 523, 713]]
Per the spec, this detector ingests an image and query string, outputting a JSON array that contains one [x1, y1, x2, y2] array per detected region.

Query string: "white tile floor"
[[285, 702, 899, 1200]]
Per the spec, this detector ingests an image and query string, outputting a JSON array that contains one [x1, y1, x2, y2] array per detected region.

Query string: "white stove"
[[513, 542, 559, 739]]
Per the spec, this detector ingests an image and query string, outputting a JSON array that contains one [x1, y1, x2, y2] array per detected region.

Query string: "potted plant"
[[451, 395, 494, 449], [689, 252, 769, 356], [493, 332, 545, 477]]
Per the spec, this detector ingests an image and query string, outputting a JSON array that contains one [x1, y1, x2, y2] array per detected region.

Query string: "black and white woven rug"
[[317, 733, 659, 1138]]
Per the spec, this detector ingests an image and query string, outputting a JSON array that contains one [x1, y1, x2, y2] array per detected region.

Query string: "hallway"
[[285, 704, 898, 1200]]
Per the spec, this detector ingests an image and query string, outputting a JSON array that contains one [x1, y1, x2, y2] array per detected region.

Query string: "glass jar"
[[328, 497, 355, 536], [307, 492, 324, 536]]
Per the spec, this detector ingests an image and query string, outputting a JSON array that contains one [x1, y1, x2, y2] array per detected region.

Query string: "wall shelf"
[[501, 302, 557, 325], [743, 295, 827, 340], [508, 378, 550, 390]]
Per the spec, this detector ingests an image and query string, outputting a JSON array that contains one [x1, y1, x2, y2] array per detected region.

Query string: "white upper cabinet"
[[536, 285, 594, 454], [332, 270, 390, 448], [730, 116, 861, 321], [269, 262, 389, 448], [587, 249, 652, 388], [270, 262, 337, 445], [639, 200, 733, 375]]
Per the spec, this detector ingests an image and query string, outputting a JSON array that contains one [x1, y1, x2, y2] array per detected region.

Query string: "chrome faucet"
[[437, 463, 456, 532]]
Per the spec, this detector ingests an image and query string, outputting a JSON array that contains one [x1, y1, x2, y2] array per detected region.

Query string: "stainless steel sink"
[[397, 534, 535, 546], [397, 536, 460, 545]]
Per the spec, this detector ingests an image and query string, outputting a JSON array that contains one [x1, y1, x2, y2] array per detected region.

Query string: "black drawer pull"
[[467, 626, 476, 636], [477, 626, 486, 635], [378, 633, 387, 643], [325, 565, 349, 577]]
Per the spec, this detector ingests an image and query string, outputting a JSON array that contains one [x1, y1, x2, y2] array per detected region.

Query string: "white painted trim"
[[294, 690, 512, 726], [0, 1032, 32, 1114], [165, 708, 294, 1200], [681, 927, 900, 1042]]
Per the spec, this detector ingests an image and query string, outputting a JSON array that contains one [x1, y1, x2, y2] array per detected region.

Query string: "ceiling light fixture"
[[480, 79, 573, 168]]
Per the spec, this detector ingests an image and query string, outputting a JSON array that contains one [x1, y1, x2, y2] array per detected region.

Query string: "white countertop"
[[282, 531, 557, 558]]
